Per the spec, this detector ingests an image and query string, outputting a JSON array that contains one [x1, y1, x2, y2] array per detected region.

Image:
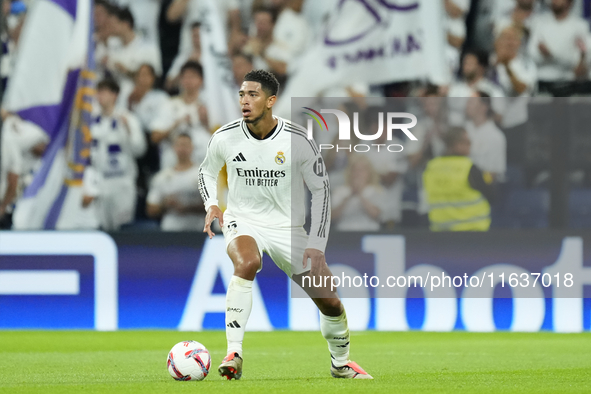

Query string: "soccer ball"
[[166, 340, 211, 381]]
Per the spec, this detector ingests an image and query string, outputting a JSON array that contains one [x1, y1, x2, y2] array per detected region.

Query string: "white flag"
[[276, 0, 450, 118], [4, 0, 95, 229]]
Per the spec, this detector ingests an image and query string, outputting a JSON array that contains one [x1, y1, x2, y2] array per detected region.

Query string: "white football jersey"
[[199, 116, 331, 251]]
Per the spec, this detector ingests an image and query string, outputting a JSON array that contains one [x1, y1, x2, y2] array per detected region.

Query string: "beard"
[[244, 109, 266, 124]]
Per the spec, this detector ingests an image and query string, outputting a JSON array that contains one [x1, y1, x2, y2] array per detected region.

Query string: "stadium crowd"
[[1, 0, 590, 232]]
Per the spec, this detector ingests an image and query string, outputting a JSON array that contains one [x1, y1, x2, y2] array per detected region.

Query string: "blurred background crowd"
[[1, 0, 591, 232]]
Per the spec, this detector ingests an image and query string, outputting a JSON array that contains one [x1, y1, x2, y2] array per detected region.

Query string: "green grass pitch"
[[0, 331, 590, 393]]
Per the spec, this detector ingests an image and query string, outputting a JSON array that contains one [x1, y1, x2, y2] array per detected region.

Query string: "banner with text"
[[0, 231, 590, 332], [275, 0, 450, 117]]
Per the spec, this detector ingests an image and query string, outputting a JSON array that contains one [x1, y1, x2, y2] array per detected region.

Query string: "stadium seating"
[[502, 189, 550, 228], [569, 189, 591, 228]]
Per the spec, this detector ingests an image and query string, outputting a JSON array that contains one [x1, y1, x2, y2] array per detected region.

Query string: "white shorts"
[[221, 213, 310, 277]]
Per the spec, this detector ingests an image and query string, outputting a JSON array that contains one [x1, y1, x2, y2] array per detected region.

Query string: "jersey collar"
[[241, 116, 283, 141]]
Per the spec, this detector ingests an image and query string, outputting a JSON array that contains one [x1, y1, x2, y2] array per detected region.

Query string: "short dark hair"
[[190, 21, 201, 30], [97, 77, 120, 94], [253, 6, 278, 24], [180, 60, 204, 78], [243, 69, 279, 97], [115, 7, 134, 29]]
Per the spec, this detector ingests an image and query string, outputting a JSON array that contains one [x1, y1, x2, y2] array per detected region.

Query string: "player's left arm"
[[299, 139, 331, 276]]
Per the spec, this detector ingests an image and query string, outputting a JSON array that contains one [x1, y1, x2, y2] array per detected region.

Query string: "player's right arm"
[[199, 133, 226, 238]]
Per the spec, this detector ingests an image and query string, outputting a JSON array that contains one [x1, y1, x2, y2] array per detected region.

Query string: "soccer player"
[[198, 70, 372, 380]]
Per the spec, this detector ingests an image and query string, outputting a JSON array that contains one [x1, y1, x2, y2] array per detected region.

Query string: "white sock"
[[320, 310, 350, 367], [226, 275, 253, 356]]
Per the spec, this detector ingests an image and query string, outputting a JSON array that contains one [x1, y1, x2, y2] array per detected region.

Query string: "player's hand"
[[303, 248, 326, 277], [203, 205, 223, 239]]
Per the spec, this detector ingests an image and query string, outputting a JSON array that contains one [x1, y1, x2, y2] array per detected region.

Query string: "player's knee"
[[234, 254, 261, 276], [318, 297, 342, 317]]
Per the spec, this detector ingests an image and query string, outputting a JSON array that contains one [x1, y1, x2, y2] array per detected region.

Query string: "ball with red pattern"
[[166, 340, 211, 381]]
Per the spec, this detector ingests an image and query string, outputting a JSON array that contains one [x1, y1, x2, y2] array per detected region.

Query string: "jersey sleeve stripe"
[[284, 125, 312, 141], [207, 124, 239, 148], [318, 180, 329, 238], [285, 129, 319, 155], [323, 180, 330, 237], [284, 125, 307, 136], [217, 120, 240, 131], [284, 121, 308, 133], [198, 168, 210, 200], [317, 180, 330, 238]]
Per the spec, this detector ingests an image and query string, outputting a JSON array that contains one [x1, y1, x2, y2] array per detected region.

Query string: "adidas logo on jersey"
[[233, 153, 247, 162], [226, 320, 241, 328]]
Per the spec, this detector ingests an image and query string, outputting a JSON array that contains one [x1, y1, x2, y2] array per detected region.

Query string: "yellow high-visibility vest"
[[423, 156, 491, 231]]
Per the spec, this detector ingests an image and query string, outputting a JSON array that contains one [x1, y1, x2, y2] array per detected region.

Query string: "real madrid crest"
[[275, 151, 286, 165]]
